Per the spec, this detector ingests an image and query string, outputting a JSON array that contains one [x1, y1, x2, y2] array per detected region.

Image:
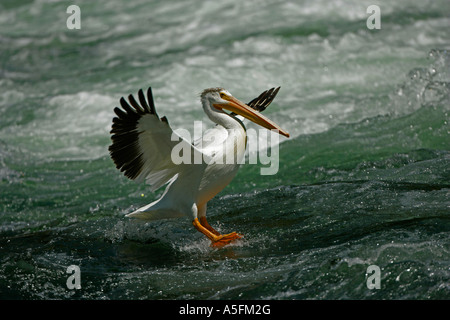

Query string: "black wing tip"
[[108, 86, 156, 180], [247, 86, 281, 112], [115, 86, 157, 115], [109, 86, 169, 181]]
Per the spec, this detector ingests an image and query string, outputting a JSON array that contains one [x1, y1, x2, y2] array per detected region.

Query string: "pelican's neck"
[[201, 96, 245, 131]]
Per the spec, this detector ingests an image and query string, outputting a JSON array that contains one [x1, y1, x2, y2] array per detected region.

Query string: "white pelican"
[[109, 86, 289, 247]]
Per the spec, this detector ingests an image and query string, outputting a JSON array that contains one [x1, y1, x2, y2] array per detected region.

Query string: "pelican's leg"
[[199, 217, 221, 236], [197, 204, 220, 236], [192, 218, 242, 248]]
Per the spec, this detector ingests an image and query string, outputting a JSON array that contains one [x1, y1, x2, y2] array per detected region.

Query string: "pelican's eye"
[[219, 92, 229, 100]]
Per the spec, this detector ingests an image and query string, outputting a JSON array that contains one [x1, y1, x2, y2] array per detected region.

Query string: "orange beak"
[[213, 96, 290, 138]]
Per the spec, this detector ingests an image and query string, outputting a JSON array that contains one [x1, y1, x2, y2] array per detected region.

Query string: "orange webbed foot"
[[192, 218, 242, 248], [210, 232, 243, 248]]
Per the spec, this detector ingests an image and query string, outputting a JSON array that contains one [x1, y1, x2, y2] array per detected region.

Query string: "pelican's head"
[[200, 87, 289, 138]]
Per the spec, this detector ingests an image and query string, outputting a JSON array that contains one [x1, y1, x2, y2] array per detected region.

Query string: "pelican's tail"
[[126, 206, 184, 221], [125, 175, 189, 221]]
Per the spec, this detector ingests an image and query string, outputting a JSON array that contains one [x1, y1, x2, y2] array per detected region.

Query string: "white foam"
[[11, 92, 117, 161]]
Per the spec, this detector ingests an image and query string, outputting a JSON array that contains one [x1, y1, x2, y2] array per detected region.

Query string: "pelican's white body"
[[127, 90, 247, 221]]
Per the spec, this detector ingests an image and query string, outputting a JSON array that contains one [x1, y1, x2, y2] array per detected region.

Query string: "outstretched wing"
[[109, 87, 208, 192], [229, 86, 281, 118], [247, 86, 280, 112]]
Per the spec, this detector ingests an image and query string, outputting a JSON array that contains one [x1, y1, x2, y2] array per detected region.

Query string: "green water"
[[0, 0, 449, 300]]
